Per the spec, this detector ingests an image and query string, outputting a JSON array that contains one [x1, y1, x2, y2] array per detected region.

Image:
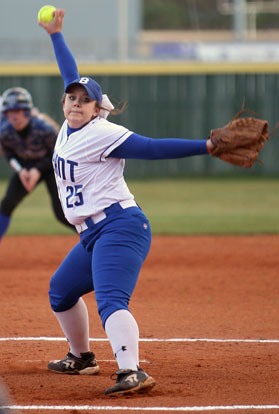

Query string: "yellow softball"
[[38, 5, 56, 23]]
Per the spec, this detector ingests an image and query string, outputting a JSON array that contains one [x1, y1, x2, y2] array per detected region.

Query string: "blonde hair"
[[97, 100, 127, 117]]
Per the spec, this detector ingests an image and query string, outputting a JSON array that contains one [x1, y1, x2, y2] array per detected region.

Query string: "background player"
[[0, 87, 74, 240], [38, 9, 215, 396]]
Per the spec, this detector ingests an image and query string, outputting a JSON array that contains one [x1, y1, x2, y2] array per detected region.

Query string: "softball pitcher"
[[39, 9, 214, 396]]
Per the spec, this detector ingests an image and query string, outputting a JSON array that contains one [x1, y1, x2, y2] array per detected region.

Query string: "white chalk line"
[[1, 337, 279, 343], [23, 360, 148, 363], [1, 404, 279, 411], [1, 338, 278, 412]]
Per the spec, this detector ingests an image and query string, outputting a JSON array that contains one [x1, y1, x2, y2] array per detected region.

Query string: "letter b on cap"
[[79, 77, 89, 84]]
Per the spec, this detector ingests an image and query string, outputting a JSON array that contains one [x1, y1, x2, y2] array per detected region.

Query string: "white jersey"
[[53, 116, 134, 225]]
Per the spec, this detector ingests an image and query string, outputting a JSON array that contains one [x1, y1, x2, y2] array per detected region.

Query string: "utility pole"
[[219, 0, 279, 40], [233, 0, 247, 41], [118, 0, 129, 60]]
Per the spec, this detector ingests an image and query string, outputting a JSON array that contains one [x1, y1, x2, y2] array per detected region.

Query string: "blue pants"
[[49, 203, 152, 328]]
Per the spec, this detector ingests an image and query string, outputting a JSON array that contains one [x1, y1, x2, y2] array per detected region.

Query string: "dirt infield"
[[1, 234, 279, 413]]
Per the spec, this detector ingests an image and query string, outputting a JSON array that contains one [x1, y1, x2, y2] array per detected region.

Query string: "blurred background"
[[0, 0, 279, 178]]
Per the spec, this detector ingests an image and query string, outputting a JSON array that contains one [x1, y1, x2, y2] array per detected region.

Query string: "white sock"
[[54, 298, 90, 358], [105, 309, 139, 371]]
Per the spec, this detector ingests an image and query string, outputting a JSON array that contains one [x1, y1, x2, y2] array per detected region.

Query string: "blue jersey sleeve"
[[109, 133, 208, 160], [50, 32, 79, 88]]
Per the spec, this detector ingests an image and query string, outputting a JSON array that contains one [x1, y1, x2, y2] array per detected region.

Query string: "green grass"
[[0, 179, 73, 236], [129, 177, 279, 234], [1, 177, 279, 235]]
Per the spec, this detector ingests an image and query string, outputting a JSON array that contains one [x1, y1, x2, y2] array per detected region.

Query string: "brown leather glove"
[[209, 111, 269, 168]]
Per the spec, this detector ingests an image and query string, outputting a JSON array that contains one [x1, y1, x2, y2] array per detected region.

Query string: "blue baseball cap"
[[65, 77, 102, 102]]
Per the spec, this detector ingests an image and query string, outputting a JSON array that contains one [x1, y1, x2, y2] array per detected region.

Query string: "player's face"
[[4, 109, 30, 131], [63, 85, 100, 128]]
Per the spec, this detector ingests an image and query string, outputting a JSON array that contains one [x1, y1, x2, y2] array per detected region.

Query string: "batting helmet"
[[1, 87, 33, 112]]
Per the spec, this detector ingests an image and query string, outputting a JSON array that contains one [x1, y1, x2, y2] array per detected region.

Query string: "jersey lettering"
[[57, 156, 66, 179], [66, 185, 84, 208], [53, 153, 59, 177], [67, 160, 78, 182], [53, 154, 78, 183]]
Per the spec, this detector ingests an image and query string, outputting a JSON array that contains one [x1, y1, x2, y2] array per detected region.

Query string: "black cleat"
[[105, 368, 155, 396], [47, 351, 100, 375]]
